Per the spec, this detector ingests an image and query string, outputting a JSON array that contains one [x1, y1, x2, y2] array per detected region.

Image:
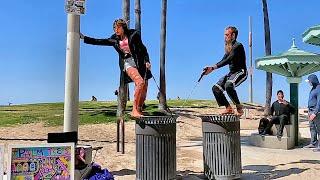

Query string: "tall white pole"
[[64, 14, 80, 132], [249, 16, 253, 103]]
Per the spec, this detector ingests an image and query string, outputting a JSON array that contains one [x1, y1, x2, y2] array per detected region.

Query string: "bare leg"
[[126, 67, 145, 118]]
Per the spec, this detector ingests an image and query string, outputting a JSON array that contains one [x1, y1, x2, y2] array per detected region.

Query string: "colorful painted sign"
[[65, 0, 86, 15], [0, 145, 3, 180], [8, 143, 74, 180]]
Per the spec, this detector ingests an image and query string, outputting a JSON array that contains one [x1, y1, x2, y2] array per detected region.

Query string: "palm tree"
[[135, 0, 141, 32], [159, 0, 168, 111], [135, 0, 141, 106], [262, 0, 272, 115], [117, 0, 130, 117], [116, 0, 130, 154]]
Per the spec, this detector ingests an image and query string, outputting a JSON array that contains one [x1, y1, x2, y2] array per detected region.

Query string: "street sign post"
[[64, 0, 82, 133]]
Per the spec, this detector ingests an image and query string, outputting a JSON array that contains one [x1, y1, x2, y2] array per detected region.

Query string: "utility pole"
[[248, 16, 253, 103], [64, 14, 80, 133], [64, 0, 85, 132]]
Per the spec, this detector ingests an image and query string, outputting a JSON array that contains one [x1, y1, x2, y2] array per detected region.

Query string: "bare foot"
[[221, 106, 234, 114], [235, 105, 244, 116], [130, 110, 143, 119]]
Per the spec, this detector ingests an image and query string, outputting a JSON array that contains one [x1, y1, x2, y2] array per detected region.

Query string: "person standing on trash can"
[[304, 74, 320, 151], [203, 26, 247, 116], [80, 19, 152, 118]]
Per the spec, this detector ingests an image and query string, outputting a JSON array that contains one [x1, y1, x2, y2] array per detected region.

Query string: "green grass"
[[0, 100, 217, 127]]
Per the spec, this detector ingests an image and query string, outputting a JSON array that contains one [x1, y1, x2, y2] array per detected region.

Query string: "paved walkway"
[[175, 128, 320, 180], [1, 116, 318, 179]]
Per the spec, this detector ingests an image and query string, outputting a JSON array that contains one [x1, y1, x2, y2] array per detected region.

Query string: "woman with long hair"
[[80, 19, 152, 118]]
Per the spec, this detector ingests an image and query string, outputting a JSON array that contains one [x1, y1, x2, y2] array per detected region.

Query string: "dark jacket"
[[216, 41, 247, 73], [307, 74, 320, 115], [270, 100, 294, 117], [83, 29, 152, 84]]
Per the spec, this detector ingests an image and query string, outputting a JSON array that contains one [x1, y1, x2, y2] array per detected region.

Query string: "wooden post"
[[116, 0, 130, 154], [117, 118, 120, 152], [248, 16, 253, 103], [121, 117, 125, 154]]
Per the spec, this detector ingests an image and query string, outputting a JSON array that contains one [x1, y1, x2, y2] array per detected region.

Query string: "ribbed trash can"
[[198, 114, 242, 180], [135, 115, 177, 180]]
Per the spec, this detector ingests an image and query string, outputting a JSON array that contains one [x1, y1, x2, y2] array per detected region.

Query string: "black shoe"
[[276, 133, 283, 138], [312, 148, 320, 152], [304, 144, 317, 148], [260, 131, 267, 136]]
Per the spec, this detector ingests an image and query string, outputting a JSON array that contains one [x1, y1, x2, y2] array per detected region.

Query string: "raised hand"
[[146, 62, 151, 70], [203, 66, 214, 75], [79, 32, 84, 39], [282, 99, 288, 105]]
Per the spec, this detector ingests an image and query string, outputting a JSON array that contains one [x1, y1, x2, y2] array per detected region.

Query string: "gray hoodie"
[[307, 74, 320, 115]]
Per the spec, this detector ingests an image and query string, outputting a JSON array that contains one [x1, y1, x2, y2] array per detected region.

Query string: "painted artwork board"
[[8, 143, 75, 180]]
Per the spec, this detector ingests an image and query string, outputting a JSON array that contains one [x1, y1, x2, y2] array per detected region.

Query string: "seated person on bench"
[[261, 90, 295, 138]]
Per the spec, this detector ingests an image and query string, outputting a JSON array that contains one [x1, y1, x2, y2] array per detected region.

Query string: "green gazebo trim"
[[302, 25, 320, 46]]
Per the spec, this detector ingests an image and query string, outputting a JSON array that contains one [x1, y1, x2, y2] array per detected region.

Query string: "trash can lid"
[[198, 114, 239, 122], [137, 115, 178, 124]]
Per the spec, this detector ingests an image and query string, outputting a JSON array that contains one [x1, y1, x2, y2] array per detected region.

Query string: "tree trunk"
[[262, 0, 272, 115], [122, 0, 130, 23], [135, 0, 141, 32], [117, 0, 130, 117], [159, 0, 168, 111], [116, 0, 130, 154], [134, 0, 141, 103]]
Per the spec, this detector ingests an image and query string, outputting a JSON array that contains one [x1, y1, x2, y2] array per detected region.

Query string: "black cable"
[[150, 73, 174, 116]]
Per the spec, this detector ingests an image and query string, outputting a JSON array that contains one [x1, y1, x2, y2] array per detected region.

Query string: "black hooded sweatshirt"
[[83, 29, 152, 84]]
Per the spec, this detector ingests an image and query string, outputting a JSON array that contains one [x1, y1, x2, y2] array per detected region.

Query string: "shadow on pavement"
[[242, 164, 309, 179], [176, 170, 206, 180], [111, 169, 136, 176]]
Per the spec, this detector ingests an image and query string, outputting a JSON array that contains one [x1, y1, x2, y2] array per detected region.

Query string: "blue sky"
[[0, 1, 319, 107]]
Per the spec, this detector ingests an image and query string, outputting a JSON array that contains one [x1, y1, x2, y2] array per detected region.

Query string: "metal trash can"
[[135, 115, 177, 180], [199, 114, 242, 180]]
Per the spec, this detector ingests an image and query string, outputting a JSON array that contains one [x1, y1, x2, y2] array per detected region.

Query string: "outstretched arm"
[[80, 33, 116, 46]]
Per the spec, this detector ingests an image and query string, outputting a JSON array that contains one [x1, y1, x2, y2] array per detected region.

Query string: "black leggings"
[[212, 69, 247, 107], [265, 115, 289, 135]]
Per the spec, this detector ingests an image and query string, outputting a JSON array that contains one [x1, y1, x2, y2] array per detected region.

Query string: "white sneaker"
[[303, 144, 316, 148]]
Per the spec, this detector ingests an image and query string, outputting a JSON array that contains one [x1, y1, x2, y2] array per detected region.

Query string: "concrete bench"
[[249, 115, 295, 150]]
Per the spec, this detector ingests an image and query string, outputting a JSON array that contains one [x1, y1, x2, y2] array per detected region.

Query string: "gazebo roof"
[[302, 25, 320, 46], [255, 39, 320, 77]]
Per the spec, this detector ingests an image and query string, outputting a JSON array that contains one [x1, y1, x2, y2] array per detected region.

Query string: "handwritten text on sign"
[[10, 145, 73, 180]]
